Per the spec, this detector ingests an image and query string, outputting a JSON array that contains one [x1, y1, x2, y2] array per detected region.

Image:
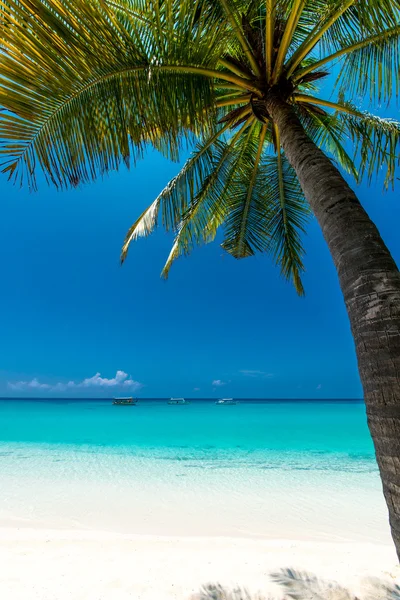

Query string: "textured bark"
[[266, 93, 400, 559]]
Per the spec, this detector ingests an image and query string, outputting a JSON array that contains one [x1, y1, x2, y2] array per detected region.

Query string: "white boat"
[[168, 398, 190, 405], [112, 397, 138, 406], [215, 398, 238, 405]]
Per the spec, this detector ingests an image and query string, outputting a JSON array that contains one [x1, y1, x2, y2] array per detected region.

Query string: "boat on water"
[[215, 398, 238, 405], [112, 397, 138, 406], [168, 397, 190, 405]]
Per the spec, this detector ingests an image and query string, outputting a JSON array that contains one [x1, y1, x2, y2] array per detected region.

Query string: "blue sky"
[[1, 110, 399, 399]]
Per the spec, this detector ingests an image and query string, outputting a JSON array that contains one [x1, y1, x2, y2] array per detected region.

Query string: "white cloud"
[[8, 378, 51, 391], [80, 370, 137, 388], [8, 371, 142, 393], [212, 379, 226, 387], [240, 370, 273, 378]]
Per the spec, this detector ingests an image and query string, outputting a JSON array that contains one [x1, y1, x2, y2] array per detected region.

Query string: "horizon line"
[[0, 396, 364, 402]]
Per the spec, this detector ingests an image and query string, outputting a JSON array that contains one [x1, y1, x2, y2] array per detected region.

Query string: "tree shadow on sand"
[[192, 568, 400, 600]]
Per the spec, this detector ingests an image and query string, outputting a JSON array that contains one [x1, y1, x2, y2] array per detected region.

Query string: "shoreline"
[[0, 526, 396, 545], [0, 438, 390, 545], [0, 527, 399, 600], [0, 517, 392, 545]]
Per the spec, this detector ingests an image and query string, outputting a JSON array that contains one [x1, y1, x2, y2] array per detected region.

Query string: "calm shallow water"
[[0, 399, 391, 542], [0, 398, 374, 452]]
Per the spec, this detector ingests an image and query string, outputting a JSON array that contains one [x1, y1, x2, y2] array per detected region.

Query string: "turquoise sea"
[[0, 398, 374, 452], [0, 399, 391, 543]]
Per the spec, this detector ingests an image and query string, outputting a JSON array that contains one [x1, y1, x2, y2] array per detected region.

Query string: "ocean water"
[[0, 399, 391, 543]]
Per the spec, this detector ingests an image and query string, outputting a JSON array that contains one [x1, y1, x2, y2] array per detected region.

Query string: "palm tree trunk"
[[266, 93, 400, 560]]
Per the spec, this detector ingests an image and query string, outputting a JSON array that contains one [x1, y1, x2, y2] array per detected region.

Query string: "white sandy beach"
[[2, 482, 399, 600], [0, 528, 399, 600]]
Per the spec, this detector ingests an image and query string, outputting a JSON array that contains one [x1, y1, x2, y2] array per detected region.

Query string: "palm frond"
[[161, 132, 244, 278], [159, 119, 258, 277], [263, 143, 309, 295], [293, 94, 400, 187], [320, 0, 400, 56], [120, 121, 233, 263], [338, 108, 400, 188], [0, 0, 234, 189], [119, 106, 309, 293], [293, 25, 400, 84], [286, 0, 400, 77], [217, 0, 261, 77], [284, 0, 331, 54], [104, 0, 150, 21], [120, 197, 161, 262], [272, 0, 307, 83], [222, 124, 268, 258], [334, 25, 400, 103], [285, 0, 355, 75]]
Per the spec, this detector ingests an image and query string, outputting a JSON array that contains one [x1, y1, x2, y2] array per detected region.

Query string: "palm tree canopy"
[[1, 0, 399, 294]]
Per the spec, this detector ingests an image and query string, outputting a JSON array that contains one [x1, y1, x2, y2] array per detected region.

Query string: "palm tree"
[[0, 0, 399, 555]]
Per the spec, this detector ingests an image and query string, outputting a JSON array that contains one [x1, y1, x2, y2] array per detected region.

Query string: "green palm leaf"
[[263, 144, 309, 296], [293, 25, 400, 104], [120, 120, 237, 263], [336, 28, 400, 103], [121, 121, 235, 263], [338, 108, 400, 188], [221, 125, 270, 259], [161, 131, 246, 278], [287, 0, 400, 80], [0, 0, 232, 188], [292, 94, 400, 187]]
